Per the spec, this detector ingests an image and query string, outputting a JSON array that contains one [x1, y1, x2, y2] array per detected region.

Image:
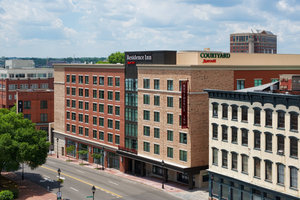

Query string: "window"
[[231, 127, 237, 143], [290, 112, 298, 131], [277, 164, 285, 185], [24, 101, 31, 109], [241, 106, 248, 122], [92, 103, 97, 112], [179, 150, 187, 162], [254, 79, 262, 86], [108, 105, 113, 114], [222, 150, 228, 168], [85, 115, 89, 123], [115, 106, 120, 116], [154, 128, 160, 138], [180, 132, 187, 144], [40, 100, 48, 109], [71, 75, 76, 83], [154, 95, 160, 106], [66, 111, 70, 119], [154, 79, 160, 90], [237, 80, 245, 90], [115, 77, 120, 86], [179, 98, 182, 109], [290, 167, 298, 189], [108, 133, 113, 143], [254, 108, 261, 125], [154, 112, 160, 122], [71, 113, 76, 120], [66, 87, 70, 95], [222, 104, 228, 119], [231, 105, 238, 120], [79, 75, 83, 84], [93, 90, 97, 98], [108, 77, 113, 86], [99, 76, 104, 85], [265, 160, 272, 182], [265, 109, 273, 127], [108, 91, 113, 100], [78, 88, 83, 96], [212, 124, 218, 139], [40, 113, 48, 122], [85, 102, 89, 110], [265, 133, 272, 152], [71, 88, 76, 96], [79, 127, 83, 135], [167, 80, 173, 91], [24, 114, 31, 120], [93, 116, 97, 125], [212, 103, 218, 117], [72, 125, 76, 133], [143, 142, 150, 152], [277, 135, 285, 155], [115, 135, 120, 144], [241, 155, 248, 174], [66, 75, 70, 82], [143, 126, 150, 136], [254, 131, 261, 149], [99, 90, 104, 99], [143, 78, 150, 89], [167, 130, 173, 141], [222, 125, 228, 141], [93, 130, 97, 139], [212, 148, 218, 165], [143, 94, 150, 104], [93, 76, 97, 85], [99, 104, 104, 113], [242, 129, 248, 146], [231, 152, 237, 170], [277, 111, 285, 129], [144, 110, 150, 120], [79, 101, 83, 109], [85, 75, 89, 84], [99, 131, 104, 140], [167, 97, 173, 107], [254, 157, 261, 178], [66, 124, 70, 131], [290, 137, 298, 158], [167, 147, 173, 158], [84, 128, 89, 136], [108, 119, 113, 129], [78, 114, 83, 122], [271, 78, 279, 82], [167, 113, 173, 124], [154, 144, 160, 155], [115, 91, 120, 101], [115, 121, 120, 130]]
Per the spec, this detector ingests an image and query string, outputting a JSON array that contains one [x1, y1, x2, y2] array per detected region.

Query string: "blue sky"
[[0, 0, 299, 57]]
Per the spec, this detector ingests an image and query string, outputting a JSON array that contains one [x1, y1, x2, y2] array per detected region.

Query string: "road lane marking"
[[76, 169, 84, 173], [109, 181, 118, 185], [70, 187, 79, 192], [41, 166, 122, 198], [43, 175, 50, 179]]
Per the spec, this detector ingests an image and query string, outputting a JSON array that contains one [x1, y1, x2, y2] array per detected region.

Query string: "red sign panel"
[[181, 80, 188, 128]]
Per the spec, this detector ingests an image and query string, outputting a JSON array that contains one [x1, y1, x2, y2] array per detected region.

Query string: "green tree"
[[0, 190, 14, 200], [91, 153, 102, 169], [108, 52, 125, 64], [0, 107, 50, 175], [78, 150, 89, 164], [66, 145, 76, 161]]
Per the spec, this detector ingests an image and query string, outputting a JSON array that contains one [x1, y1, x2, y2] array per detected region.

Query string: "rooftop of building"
[[230, 30, 275, 35]]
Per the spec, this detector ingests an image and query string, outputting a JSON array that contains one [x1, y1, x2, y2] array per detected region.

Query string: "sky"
[[0, 0, 300, 57]]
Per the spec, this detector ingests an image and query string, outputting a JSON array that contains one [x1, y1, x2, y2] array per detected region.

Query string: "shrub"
[[0, 190, 14, 200]]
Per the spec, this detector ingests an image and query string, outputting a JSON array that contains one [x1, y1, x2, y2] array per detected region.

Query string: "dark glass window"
[[242, 155, 248, 174], [265, 161, 272, 182], [265, 109, 273, 127], [212, 148, 218, 165], [290, 137, 298, 158], [254, 158, 261, 178], [222, 150, 228, 168], [212, 103, 218, 117], [222, 125, 228, 141], [241, 106, 248, 122], [222, 104, 228, 119], [212, 124, 218, 139], [277, 135, 284, 155], [277, 111, 285, 129], [290, 112, 298, 131], [242, 129, 248, 146], [265, 133, 272, 152], [277, 164, 284, 185], [254, 108, 261, 125], [231, 152, 237, 170], [231, 127, 238, 143], [254, 131, 261, 149], [232, 105, 238, 120], [290, 167, 298, 189]]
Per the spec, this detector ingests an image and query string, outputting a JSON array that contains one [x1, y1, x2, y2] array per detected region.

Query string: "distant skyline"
[[0, 0, 300, 57]]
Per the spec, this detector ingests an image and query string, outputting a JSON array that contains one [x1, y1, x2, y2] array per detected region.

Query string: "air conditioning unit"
[[278, 150, 284, 155]]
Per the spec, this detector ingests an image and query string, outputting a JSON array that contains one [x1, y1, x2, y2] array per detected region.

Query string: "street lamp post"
[[161, 160, 165, 189], [102, 147, 104, 170], [57, 168, 61, 193], [57, 138, 59, 158], [92, 185, 96, 200], [22, 163, 24, 180]]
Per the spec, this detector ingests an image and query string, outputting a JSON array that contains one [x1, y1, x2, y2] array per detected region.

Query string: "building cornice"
[[54, 64, 125, 69]]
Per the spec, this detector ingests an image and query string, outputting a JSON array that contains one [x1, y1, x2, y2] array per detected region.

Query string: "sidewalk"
[[49, 154, 209, 200]]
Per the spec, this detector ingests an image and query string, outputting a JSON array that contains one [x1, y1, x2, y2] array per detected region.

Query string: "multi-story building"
[[230, 30, 277, 54], [0, 59, 54, 108], [53, 64, 125, 170], [206, 80, 300, 200]]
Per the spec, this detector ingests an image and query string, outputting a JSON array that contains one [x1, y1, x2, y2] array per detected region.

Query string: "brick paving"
[[2, 155, 209, 200]]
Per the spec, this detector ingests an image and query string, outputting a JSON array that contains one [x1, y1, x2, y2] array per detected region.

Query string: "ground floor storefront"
[[209, 172, 298, 200]]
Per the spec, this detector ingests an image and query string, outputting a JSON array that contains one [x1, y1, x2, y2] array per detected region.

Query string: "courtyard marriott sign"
[[200, 52, 230, 63]]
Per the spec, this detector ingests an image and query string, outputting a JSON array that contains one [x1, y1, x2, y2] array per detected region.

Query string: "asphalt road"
[[17, 157, 181, 200]]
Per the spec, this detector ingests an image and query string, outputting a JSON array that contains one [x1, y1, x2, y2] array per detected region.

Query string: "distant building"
[[230, 30, 277, 54]]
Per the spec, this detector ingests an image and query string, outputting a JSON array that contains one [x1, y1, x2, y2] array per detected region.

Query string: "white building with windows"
[[206, 81, 300, 200]]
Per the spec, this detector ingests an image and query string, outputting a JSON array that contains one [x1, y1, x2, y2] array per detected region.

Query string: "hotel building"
[[206, 80, 300, 199]]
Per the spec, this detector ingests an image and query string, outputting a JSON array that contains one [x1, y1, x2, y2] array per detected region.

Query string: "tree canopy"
[[108, 52, 125, 64], [0, 107, 50, 175]]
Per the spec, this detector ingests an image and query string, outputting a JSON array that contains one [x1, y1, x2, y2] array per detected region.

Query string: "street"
[[17, 157, 181, 200]]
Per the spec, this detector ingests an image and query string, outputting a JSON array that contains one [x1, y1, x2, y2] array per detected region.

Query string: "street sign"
[[57, 191, 62, 200], [86, 196, 93, 198]]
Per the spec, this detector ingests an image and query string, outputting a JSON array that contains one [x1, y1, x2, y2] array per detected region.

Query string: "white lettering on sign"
[[127, 54, 152, 61]]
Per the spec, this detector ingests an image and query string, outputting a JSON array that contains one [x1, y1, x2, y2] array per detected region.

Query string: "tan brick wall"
[[54, 67, 65, 132]]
